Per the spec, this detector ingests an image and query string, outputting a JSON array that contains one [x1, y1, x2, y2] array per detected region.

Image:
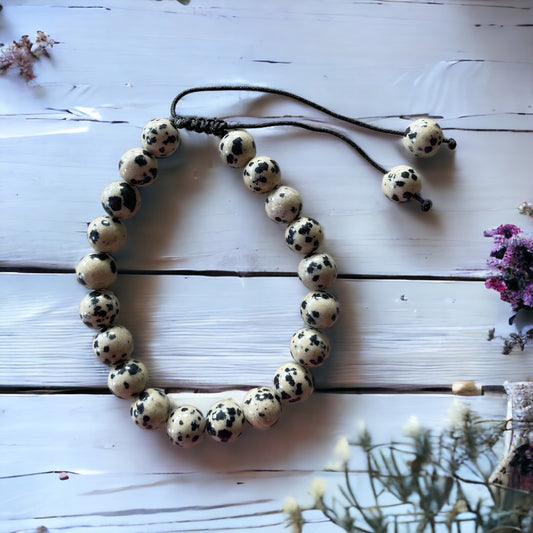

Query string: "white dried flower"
[[402, 415, 421, 438], [309, 477, 327, 507], [281, 496, 303, 533], [325, 436, 350, 471], [448, 398, 470, 430], [281, 496, 300, 514]]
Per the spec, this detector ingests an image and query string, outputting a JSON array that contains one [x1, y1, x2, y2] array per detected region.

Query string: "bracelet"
[[77, 86, 456, 448]]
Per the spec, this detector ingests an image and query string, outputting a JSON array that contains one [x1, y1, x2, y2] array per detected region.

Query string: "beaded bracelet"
[[77, 86, 456, 447]]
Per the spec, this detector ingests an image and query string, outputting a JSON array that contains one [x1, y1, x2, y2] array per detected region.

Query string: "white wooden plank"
[[1, 122, 530, 276], [0, 393, 507, 532], [1, 272, 529, 388]]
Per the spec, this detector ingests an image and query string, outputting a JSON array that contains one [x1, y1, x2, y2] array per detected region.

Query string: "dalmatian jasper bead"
[[242, 156, 281, 193], [273, 362, 314, 403], [167, 405, 206, 448], [290, 327, 331, 368], [118, 147, 158, 187], [298, 253, 337, 291], [300, 290, 340, 329], [141, 118, 180, 157], [206, 399, 245, 443], [130, 388, 170, 430], [76, 252, 117, 289], [101, 181, 141, 219], [93, 325, 134, 365], [403, 118, 444, 158], [265, 185, 302, 224], [79, 289, 120, 329], [218, 130, 256, 168], [242, 386, 282, 430], [285, 216, 323, 255], [87, 216, 127, 253], [382, 165, 422, 204], [107, 358, 148, 399]]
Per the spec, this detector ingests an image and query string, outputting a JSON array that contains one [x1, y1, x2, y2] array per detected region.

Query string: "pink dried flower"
[[485, 224, 533, 315], [0, 31, 55, 82]]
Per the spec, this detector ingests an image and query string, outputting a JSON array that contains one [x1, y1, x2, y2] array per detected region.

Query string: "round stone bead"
[[290, 327, 331, 367], [93, 325, 134, 365], [382, 165, 422, 204], [76, 252, 117, 289], [218, 130, 256, 168], [403, 118, 444, 158], [87, 216, 127, 253], [79, 289, 120, 329], [107, 358, 148, 399], [298, 253, 337, 291], [285, 216, 323, 255], [130, 388, 170, 430], [101, 181, 141, 219], [273, 362, 314, 403], [242, 386, 282, 430], [300, 290, 340, 329], [118, 147, 158, 187], [167, 405, 206, 448], [206, 399, 245, 443], [242, 156, 281, 193], [265, 185, 302, 224], [141, 118, 180, 157]]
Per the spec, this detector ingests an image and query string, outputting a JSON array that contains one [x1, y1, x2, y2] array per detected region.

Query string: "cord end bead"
[[445, 138, 457, 150], [413, 193, 433, 212]]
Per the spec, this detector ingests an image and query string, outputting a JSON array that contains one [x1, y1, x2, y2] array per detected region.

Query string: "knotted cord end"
[[171, 116, 229, 137]]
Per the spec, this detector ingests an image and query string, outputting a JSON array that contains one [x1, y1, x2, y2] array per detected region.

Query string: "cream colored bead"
[[206, 399, 245, 443], [298, 253, 337, 290], [79, 289, 120, 329], [167, 406, 206, 448], [403, 118, 443, 158], [130, 388, 170, 429], [101, 181, 141, 219], [242, 156, 281, 193], [265, 185, 302, 224], [87, 216, 127, 253], [76, 252, 117, 289], [382, 166, 422, 204], [242, 387, 282, 430], [107, 358, 148, 399], [290, 327, 331, 367], [273, 362, 314, 403], [92, 325, 134, 365], [285, 217, 323, 255], [218, 130, 256, 168], [119, 147, 158, 187], [300, 290, 340, 329], [141, 118, 180, 157]]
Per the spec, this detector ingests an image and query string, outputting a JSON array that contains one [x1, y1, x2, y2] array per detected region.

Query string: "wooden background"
[[1, 1, 532, 531]]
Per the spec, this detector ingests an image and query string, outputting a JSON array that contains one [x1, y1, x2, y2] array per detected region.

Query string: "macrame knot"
[[171, 115, 229, 137]]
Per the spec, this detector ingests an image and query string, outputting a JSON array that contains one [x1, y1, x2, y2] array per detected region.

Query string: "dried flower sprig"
[[284, 406, 533, 532], [0, 31, 56, 82], [518, 202, 533, 218], [484, 224, 533, 319]]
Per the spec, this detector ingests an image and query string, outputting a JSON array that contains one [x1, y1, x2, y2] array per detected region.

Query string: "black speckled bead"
[[76, 252, 117, 289], [101, 181, 141, 219], [119, 147, 158, 187], [79, 289, 120, 329], [273, 362, 314, 403], [206, 399, 245, 443], [242, 386, 282, 430], [285, 216, 323, 255], [130, 388, 170, 430], [300, 290, 340, 329], [167, 405, 206, 448], [218, 130, 256, 168], [107, 358, 148, 399]]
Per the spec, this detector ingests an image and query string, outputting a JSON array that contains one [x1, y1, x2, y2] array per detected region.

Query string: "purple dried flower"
[[485, 225, 533, 313]]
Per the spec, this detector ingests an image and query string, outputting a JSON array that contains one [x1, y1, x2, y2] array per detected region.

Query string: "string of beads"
[[77, 87, 456, 447]]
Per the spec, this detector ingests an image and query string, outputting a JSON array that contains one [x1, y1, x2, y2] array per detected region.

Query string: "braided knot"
[[171, 116, 229, 137]]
